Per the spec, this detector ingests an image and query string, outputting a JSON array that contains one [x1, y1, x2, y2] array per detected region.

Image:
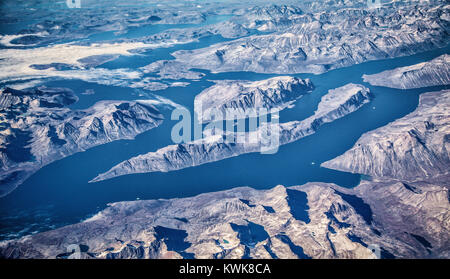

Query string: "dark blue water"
[[87, 14, 234, 43], [230, 221, 269, 248], [98, 34, 233, 69], [0, 38, 449, 240]]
